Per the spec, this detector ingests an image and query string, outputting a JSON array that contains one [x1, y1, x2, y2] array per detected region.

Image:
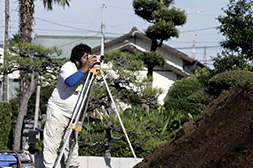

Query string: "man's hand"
[[79, 54, 97, 74]]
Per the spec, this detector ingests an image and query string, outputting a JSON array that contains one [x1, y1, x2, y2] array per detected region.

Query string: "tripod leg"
[[65, 78, 96, 167], [65, 121, 81, 168], [54, 72, 96, 168], [100, 72, 137, 162]]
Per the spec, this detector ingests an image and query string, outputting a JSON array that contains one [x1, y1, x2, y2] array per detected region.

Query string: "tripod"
[[53, 66, 137, 168]]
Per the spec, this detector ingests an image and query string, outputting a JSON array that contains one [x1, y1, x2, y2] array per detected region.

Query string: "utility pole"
[[33, 80, 40, 130], [100, 4, 106, 56], [2, 0, 10, 102]]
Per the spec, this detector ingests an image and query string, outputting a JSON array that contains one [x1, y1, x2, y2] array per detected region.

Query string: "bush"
[[208, 70, 253, 95], [164, 98, 206, 117], [164, 68, 213, 117], [187, 90, 213, 105], [0, 102, 12, 150], [167, 75, 203, 99]]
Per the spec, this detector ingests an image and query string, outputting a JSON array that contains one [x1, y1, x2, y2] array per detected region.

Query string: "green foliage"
[[187, 90, 213, 105], [164, 68, 214, 117], [43, 0, 70, 10], [167, 75, 203, 99], [209, 70, 253, 94], [104, 50, 144, 71], [91, 50, 162, 107], [133, 0, 186, 51], [78, 105, 191, 158], [137, 51, 165, 68], [1, 34, 64, 80], [78, 119, 106, 156], [214, 0, 253, 72], [0, 102, 12, 150], [27, 86, 54, 115], [217, 0, 253, 57], [213, 51, 252, 73], [164, 98, 206, 117], [146, 19, 179, 40]]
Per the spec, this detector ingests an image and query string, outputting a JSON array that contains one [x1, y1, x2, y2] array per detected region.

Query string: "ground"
[[134, 84, 253, 168]]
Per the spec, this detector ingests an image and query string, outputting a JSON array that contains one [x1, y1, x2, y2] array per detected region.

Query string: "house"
[[92, 27, 206, 104]]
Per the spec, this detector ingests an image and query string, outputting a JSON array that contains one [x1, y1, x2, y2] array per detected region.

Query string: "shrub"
[[208, 70, 253, 95], [164, 97, 206, 117], [0, 102, 12, 150], [167, 75, 203, 99], [187, 90, 213, 105], [164, 68, 213, 117]]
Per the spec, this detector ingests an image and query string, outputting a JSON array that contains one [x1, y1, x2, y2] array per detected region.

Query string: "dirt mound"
[[134, 84, 253, 168]]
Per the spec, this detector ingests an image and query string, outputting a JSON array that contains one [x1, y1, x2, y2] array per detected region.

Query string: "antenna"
[[203, 46, 207, 65], [192, 40, 196, 59]]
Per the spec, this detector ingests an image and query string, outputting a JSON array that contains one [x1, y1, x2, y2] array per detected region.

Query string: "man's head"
[[70, 43, 91, 66]]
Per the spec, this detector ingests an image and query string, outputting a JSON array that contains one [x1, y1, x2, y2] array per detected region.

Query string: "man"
[[43, 43, 97, 168]]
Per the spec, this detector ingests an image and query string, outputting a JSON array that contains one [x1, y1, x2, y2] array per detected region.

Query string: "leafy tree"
[[137, 51, 165, 86], [3, 35, 64, 150], [88, 50, 163, 111], [213, 51, 252, 73], [214, 0, 253, 72], [132, 0, 186, 84], [133, 0, 186, 52], [10, 0, 70, 150]]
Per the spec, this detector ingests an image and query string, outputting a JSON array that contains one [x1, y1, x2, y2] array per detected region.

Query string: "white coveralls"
[[43, 61, 85, 168]]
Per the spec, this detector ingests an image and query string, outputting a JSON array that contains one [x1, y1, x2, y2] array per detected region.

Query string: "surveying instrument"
[[53, 56, 137, 168]]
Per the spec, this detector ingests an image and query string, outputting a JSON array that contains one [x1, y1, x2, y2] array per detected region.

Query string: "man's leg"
[[43, 107, 69, 168]]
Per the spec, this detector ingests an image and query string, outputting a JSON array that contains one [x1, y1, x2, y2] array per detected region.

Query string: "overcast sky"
[[1, 0, 230, 68]]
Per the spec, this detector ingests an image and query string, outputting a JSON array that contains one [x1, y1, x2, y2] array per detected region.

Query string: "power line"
[[180, 26, 217, 33], [34, 17, 101, 34]]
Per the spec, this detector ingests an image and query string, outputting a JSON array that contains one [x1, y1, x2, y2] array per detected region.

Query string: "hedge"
[[0, 102, 12, 150]]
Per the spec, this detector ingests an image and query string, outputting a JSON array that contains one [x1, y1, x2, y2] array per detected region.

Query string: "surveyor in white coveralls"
[[43, 43, 97, 168]]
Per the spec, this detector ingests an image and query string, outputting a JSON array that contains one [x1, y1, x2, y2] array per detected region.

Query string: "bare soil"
[[134, 84, 253, 168]]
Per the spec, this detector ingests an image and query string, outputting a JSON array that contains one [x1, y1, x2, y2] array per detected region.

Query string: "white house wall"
[[153, 66, 176, 105], [137, 67, 176, 105]]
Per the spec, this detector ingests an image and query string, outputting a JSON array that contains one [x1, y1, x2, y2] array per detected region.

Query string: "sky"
[[0, 0, 230, 68]]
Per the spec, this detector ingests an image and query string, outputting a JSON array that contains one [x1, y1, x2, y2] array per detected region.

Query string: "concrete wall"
[[33, 155, 143, 168]]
